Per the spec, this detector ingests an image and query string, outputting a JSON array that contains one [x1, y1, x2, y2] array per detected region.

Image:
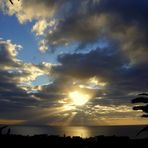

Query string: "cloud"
[[2, 0, 148, 63], [32, 19, 56, 36], [0, 38, 53, 115], [32, 19, 48, 36], [0, 0, 106, 47], [45, 0, 148, 64], [34, 0, 148, 55], [1, 0, 58, 23], [53, 47, 128, 80], [0, 39, 22, 69], [38, 40, 48, 53], [50, 46, 148, 107], [1, 0, 148, 125]]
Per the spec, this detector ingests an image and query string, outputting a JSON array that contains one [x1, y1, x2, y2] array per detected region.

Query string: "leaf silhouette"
[[132, 93, 148, 136], [132, 97, 148, 103], [138, 93, 148, 96], [136, 126, 148, 137]]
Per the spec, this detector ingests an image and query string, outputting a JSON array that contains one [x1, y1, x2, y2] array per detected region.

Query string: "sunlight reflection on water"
[[60, 126, 91, 137]]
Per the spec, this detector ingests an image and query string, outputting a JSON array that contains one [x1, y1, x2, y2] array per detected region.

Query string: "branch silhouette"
[[9, 0, 19, 5], [9, 0, 13, 5]]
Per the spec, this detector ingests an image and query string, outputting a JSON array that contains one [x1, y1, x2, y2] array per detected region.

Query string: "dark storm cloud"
[[0, 77, 36, 113], [54, 48, 128, 80], [98, 0, 148, 63], [44, 0, 148, 64], [99, 0, 148, 21], [0, 70, 38, 115], [45, 0, 147, 41]]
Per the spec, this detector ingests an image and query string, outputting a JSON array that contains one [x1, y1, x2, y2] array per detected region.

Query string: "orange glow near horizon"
[[0, 119, 26, 125]]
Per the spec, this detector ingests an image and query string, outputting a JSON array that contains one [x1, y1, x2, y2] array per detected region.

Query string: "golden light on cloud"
[[69, 91, 90, 106], [89, 77, 107, 87], [63, 104, 76, 111], [78, 77, 107, 90]]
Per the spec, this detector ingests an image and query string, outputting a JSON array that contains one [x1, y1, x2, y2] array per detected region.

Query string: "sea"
[[2, 125, 148, 139]]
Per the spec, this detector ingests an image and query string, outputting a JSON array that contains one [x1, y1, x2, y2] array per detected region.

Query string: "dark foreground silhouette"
[[0, 126, 148, 148], [0, 135, 147, 147], [1, 134, 148, 147]]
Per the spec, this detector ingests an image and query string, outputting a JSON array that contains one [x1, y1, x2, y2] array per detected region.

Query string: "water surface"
[[4, 125, 148, 139]]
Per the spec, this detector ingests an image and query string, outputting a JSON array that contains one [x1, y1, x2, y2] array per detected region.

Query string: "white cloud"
[[0, 38, 54, 92], [94, 105, 133, 114], [1, 0, 58, 23], [38, 39, 48, 53], [32, 19, 48, 36], [32, 19, 56, 36]]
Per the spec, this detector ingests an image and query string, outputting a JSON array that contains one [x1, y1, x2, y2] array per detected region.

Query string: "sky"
[[0, 0, 148, 126]]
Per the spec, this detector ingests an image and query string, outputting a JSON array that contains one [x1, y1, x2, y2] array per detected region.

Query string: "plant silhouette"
[[132, 93, 148, 136], [0, 126, 8, 135]]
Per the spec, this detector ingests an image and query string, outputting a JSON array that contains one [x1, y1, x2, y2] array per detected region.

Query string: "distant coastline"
[[0, 125, 148, 139]]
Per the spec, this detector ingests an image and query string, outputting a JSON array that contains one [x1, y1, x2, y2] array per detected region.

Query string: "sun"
[[69, 91, 90, 106]]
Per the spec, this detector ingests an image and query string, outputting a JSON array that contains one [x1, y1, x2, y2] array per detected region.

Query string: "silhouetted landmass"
[[1, 134, 148, 147], [0, 127, 148, 148]]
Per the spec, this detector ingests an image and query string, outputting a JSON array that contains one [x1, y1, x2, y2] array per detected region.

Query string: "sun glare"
[[69, 91, 90, 106]]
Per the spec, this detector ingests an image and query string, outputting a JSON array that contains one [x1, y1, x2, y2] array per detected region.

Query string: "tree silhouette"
[[132, 93, 148, 136]]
